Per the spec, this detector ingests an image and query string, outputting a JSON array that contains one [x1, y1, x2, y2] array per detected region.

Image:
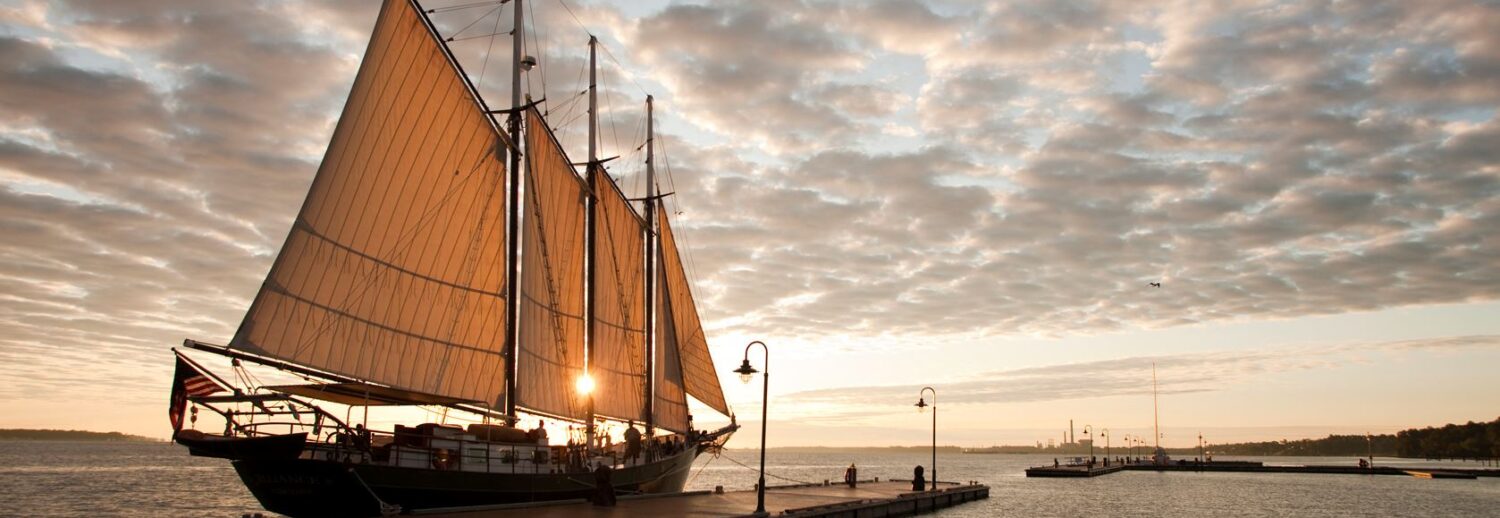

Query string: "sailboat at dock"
[[166, 0, 737, 516]]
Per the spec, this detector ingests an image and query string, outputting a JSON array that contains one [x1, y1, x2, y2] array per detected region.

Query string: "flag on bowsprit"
[[169, 356, 223, 432]]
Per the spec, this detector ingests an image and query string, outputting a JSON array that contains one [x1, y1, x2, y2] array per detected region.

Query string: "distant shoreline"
[[0, 429, 159, 442]]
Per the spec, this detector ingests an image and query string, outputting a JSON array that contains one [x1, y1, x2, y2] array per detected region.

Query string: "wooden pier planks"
[[422, 480, 989, 517]]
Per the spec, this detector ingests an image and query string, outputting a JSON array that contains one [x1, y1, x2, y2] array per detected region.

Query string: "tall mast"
[[643, 95, 656, 435], [1152, 362, 1160, 450], [584, 34, 599, 449], [503, 0, 524, 423]]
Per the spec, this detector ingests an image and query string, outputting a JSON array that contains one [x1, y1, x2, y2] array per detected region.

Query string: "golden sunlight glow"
[[575, 373, 595, 395]]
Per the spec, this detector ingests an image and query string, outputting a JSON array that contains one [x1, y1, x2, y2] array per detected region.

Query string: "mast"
[[643, 95, 656, 435], [584, 34, 599, 449], [503, 0, 524, 423], [1153, 362, 1160, 450]]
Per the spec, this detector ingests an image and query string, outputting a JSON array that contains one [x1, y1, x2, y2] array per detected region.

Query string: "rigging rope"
[[686, 449, 719, 487], [719, 453, 818, 486], [472, 7, 506, 90], [427, 0, 505, 15], [444, 4, 503, 41]]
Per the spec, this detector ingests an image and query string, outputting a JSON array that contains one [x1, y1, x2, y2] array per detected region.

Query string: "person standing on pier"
[[912, 465, 926, 491], [592, 462, 617, 507], [845, 464, 858, 488]]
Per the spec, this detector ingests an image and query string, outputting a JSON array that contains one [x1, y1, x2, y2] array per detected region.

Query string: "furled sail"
[[656, 202, 730, 416], [516, 108, 588, 420], [590, 168, 648, 422], [229, 0, 510, 407], [653, 291, 690, 433]]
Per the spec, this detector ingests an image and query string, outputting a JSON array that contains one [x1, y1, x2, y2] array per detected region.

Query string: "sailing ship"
[[166, 0, 737, 515]]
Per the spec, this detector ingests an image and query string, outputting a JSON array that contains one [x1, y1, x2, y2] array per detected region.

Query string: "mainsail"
[[591, 168, 649, 422], [656, 201, 731, 416], [516, 108, 587, 420], [229, 0, 510, 407]]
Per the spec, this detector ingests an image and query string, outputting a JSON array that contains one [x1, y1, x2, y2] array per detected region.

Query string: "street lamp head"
[[733, 359, 758, 384], [915, 397, 928, 413]]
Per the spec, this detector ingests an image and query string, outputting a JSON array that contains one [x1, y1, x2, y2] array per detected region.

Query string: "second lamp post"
[[914, 387, 937, 490]]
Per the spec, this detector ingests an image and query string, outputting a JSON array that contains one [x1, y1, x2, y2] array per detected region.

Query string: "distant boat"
[[165, 1, 736, 516]]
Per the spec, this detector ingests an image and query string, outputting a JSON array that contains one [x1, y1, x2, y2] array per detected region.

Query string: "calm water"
[[2, 441, 1497, 517]]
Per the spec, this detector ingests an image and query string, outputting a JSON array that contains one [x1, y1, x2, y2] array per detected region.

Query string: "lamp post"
[[915, 387, 937, 490], [732, 341, 770, 516], [1366, 432, 1373, 468], [1083, 425, 1093, 466], [1101, 428, 1110, 464], [1198, 432, 1205, 463]]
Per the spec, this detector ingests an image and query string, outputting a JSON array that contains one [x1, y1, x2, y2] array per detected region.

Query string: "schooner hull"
[[232, 447, 701, 517]]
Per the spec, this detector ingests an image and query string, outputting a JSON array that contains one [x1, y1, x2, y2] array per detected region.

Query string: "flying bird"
[[1149, 282, 1162, 288]]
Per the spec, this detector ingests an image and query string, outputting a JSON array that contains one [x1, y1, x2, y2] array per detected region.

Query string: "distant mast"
[[1152, 362, 1160, 449]]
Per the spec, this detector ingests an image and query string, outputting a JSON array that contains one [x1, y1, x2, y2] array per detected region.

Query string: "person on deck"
[[624, 421, 643, 463], [353, 423, 371, 450], [912, 465, 926, 491], [844, 463, 858, 488], [532, 420, 548, 444]]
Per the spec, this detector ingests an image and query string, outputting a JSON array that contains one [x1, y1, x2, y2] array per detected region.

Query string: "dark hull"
[[233, 447, 701, 517], [177, 432, 306, 460]]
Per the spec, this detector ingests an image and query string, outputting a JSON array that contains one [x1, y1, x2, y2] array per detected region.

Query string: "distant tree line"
[[0, 429, 156, 442], [961, 417, 1500, 459], [1204, 434, 1397, 457], [1396, 417, 1500, 460]]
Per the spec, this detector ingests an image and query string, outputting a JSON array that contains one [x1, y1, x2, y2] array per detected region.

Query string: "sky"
[[1, 0, 1498, 448]]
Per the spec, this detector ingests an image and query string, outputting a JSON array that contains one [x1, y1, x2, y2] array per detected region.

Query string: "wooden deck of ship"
[[418, 479, 989, 517]]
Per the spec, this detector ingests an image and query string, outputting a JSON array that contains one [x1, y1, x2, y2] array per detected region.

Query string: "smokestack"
[[1070, 420, 1075, 444]]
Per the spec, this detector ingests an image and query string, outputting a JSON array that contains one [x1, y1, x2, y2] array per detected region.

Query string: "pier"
[[418, 480, 989, 517], [1027, 461, 1497, 479]]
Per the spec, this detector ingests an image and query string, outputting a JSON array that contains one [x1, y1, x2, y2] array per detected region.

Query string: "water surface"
[[2, 441, 1496, 516]]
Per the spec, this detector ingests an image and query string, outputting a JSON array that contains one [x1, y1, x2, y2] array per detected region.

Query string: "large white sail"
[[515, 108, 588, 420], [590, 168, 648, 422], [229, 0, 509, 407], [656, 202, 731, 417]]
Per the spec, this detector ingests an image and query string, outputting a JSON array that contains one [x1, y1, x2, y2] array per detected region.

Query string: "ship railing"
[[301, 427, 698, 473], [301, 427, 564, 474], [188, 392, 347, 440]]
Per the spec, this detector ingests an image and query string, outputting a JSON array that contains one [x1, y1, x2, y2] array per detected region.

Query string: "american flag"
[[169, 356, 224, 431]]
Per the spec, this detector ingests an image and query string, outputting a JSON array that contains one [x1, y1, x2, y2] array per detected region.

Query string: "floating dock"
[[420, 479, 989, 517], [1023, 464, 1124, 477]]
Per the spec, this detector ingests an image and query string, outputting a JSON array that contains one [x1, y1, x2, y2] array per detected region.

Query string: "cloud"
[[780, 335, 1500, 408], [2, 0, 1499, 435]]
